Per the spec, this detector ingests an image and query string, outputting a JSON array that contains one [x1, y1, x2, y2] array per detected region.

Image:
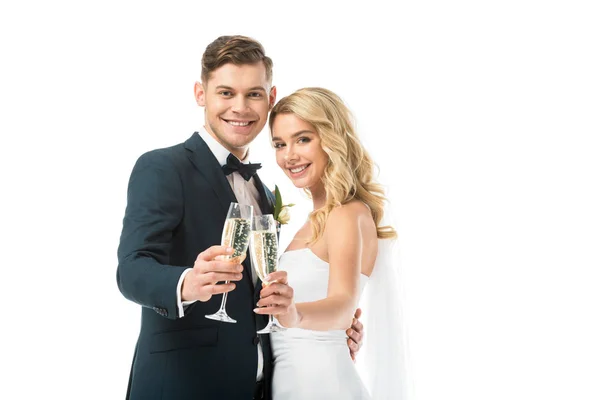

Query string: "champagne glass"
[[250, 214, 285, 334], [205, 202, 252, 323]]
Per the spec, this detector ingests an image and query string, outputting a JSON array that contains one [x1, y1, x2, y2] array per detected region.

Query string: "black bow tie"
[[222, 153, 262, 181]]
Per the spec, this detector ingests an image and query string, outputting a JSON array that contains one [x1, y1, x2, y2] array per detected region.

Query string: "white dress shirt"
[[175, 127, 264, 381]]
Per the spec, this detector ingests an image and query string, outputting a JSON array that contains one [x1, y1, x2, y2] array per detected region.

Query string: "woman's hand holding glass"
[[250, 214, 298, 333], [253, 270, 299, 330]]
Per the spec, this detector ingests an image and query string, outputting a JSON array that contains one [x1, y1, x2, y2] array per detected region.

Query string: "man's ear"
[[194, 81, 206, 106], [269, 86, 277, 109]]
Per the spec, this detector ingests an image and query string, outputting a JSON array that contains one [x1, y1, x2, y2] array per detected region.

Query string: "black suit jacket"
[[117, 132, 275, 400]]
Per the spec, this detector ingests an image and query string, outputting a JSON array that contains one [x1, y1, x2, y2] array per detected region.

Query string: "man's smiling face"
[[195, 62, 276, 158]]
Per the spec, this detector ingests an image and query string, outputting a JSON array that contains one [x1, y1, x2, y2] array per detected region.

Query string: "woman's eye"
[[273, 142, 285, 149], [298, 137, 311, 144]]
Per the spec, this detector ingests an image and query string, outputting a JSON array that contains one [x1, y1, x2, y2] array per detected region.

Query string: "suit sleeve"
[[116, 150, 188, 320]]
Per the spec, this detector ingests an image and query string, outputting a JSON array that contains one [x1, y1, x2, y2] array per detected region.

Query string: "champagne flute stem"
[[218, 281, 230, 310]]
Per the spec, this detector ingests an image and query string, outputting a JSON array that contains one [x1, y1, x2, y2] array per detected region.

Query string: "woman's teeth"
[[290, 165, 308, 173]]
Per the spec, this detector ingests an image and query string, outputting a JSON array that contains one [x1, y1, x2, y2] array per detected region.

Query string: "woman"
[[254, 87, 407, 399]]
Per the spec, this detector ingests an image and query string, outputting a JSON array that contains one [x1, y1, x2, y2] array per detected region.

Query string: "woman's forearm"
[[295, 295, 357, 331]]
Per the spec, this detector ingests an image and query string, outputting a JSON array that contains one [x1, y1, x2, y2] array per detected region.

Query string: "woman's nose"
[[284, 146, 299, 161]]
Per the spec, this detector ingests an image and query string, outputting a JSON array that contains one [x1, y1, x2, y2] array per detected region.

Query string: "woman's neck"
[[309, 183, 327, 210]]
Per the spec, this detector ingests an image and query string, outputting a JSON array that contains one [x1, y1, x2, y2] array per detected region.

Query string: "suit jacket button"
[[253, 336, 260, 345]]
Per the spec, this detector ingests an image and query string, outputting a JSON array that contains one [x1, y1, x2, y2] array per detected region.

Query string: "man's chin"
[[225, 135, 259, 151], [222, 126, 259, 139]]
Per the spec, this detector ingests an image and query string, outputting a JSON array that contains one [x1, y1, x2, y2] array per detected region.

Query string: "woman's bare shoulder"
[[326, 200, 376, 237]]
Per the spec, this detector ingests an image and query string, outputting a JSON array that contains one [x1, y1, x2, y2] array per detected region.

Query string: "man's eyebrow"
[[215, 85, 267, 92], [272, 130, 314, 141]]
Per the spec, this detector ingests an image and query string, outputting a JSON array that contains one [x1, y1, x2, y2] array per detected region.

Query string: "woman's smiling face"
[[271, 113, 329, 192]]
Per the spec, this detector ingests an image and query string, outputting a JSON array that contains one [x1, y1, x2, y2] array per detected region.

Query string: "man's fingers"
[[354, 307, 362, 320], [199, 260, 243, 274], [346, 328, 357, 340], [346, 327, 362, 345], [347, 338, 359, 352], [206, 283, 236, 295], [197, 245, 234, 262], [348, 338, 358, 363], [351, 318, 363, 333], [201, 272, 243, 283]]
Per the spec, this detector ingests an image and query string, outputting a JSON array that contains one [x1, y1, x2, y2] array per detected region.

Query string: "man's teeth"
[[228, 121, 251, 126], [290, 165, 308, 173]]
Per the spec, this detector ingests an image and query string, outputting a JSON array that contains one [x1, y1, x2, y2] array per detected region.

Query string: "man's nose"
[[231, 95, 248, 113]]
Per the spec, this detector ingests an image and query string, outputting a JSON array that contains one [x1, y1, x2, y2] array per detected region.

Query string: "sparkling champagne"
[[250, 230, 279, 282], [222, 218, 251, 263]]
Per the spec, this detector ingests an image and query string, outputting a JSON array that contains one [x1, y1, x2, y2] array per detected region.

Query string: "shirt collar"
[[198, 126, 251, 165]]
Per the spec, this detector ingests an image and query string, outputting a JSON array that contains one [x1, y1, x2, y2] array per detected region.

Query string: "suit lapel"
[[253, 174, 275, 215], [184, 132, 237, 213]]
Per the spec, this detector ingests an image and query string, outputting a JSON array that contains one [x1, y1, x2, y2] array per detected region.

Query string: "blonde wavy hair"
[[269, 87, 397, 244]]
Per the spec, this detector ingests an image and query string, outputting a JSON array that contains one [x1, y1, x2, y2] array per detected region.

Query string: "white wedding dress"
[[270, 248, 371, 400]]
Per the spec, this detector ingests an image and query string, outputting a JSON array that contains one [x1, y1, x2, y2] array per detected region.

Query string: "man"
[[117, 35, 363, 400]]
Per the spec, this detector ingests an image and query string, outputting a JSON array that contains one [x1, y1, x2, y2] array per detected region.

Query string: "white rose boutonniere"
[[273, 185, 294, 225]]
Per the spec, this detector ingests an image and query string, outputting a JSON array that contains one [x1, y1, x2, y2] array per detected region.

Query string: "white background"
[[1, 1, 599, 399]]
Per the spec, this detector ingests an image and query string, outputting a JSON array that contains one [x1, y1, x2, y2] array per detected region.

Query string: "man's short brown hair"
[[201, 35, 273, 83]]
